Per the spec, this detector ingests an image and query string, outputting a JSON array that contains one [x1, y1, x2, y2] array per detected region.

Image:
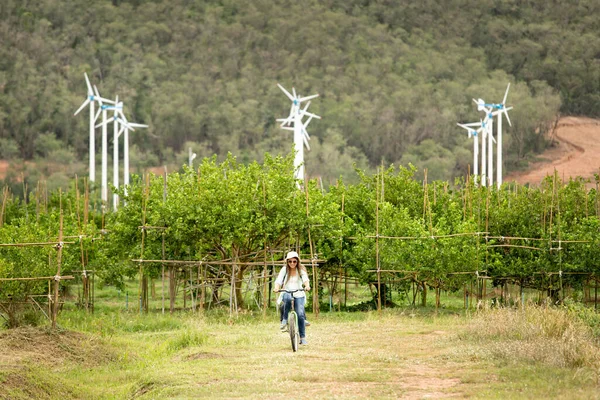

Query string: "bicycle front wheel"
[[288, 311, 299, 352]]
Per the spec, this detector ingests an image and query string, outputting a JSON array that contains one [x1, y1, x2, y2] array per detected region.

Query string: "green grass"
[[1, 281, 600, 399]]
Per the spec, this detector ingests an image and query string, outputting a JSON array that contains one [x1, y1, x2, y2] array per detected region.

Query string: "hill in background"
[[1, 0, 599, 194]]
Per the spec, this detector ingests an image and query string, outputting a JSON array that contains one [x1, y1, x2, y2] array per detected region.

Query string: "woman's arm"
[[301, 269, 311, 291], [273, 266, 286, 292]]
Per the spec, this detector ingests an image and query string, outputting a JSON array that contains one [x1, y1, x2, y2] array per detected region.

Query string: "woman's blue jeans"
[[281, 293, 306, 338]]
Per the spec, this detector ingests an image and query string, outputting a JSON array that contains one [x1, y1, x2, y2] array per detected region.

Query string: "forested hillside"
[[0, 0, 598, 191]]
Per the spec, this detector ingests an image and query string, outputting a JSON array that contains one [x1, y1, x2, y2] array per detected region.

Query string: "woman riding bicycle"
[[274, 251, 311, 345]]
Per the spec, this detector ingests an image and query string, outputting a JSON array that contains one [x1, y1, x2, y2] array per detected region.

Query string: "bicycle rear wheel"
[[288, 311, 299, 352]]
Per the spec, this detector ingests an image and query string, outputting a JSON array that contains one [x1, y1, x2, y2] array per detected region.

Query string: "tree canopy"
[[2, 0, 597, 189]]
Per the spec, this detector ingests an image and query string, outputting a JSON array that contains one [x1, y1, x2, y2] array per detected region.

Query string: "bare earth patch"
[[506, 116, 600, 187]]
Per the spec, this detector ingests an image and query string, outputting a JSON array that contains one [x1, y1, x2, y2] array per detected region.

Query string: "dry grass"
[[1, 308, 600, 399], [460, 306, 600, 370]]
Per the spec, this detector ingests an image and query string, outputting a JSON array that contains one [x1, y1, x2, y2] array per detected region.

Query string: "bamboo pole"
[[340, 192, 345, 311], [131, 259, 327, 266], [52, 204, 63, 329], [139, 173, 150, 314], [162, 168, 167, 314], [0, 276, 74, 282], [162, 232, 166, 314], [262, 179, 268, 317], [376, 167, 381, 313], [0, 241, 76, 247], [200, 263, 206, 312], [305, 178, 319, 317]]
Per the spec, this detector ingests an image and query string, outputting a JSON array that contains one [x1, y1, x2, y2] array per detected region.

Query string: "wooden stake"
[[262, 179, 268, 317], [139, 174, 150, 314], [375, 166, 383, 312], [0, 186, 9, 228], [340, 192, 345, 311], [52, 198, 63, 329], [305, 178, 319, 317]]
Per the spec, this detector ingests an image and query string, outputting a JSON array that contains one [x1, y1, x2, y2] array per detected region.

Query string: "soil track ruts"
[[506, 117, 600, 187]]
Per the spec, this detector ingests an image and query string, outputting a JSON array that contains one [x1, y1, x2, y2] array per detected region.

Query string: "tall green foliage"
[[0, 0, 575, 189]]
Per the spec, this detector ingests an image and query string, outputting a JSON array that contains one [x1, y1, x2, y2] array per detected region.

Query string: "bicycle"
[[276, 288, 305, 352]]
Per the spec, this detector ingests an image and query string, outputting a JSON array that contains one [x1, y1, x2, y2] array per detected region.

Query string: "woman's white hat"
[[285, 251, 300, 261]]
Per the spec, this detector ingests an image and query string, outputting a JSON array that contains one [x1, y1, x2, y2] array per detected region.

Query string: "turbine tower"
[[496, 84, 512, 188], [95, 96, 123, 206], [276, 83, 320, 183], [116, 112, 148, 197], [74, 73, 114, 183], [474, 93, 513, 188], [96, 100, 147, 209], [457, 121, 485, 183]]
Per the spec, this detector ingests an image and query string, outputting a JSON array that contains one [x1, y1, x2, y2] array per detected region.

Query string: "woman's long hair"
[[283, 257, 307, 286]]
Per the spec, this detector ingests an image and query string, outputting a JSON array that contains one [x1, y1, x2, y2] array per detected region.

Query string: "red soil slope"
[[505, 117, 600, 187]]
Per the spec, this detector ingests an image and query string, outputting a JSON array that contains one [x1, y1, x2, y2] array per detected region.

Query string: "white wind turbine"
[[276, 83, 321, 183], [188, 147, 197, 167], [474, 93, 513, 188], [74, 73, 114, 184], [96, 99, 147, 208], [117, 113, 148, 196], [457, 121, 485, 182], [476, 84, 512, 188], [474, 112, 490, 187], [95, 97, 123, 206]]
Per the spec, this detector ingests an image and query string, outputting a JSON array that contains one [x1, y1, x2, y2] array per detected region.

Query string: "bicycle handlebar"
[[275, 288, 306, 293]]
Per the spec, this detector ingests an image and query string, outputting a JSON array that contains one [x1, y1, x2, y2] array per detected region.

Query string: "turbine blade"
[[74, 99, 90, 116], [299, 93, 319, 102], [84, 73, 93, 95], [502, 83, 510, 105], [504, 110, 512, 127], [300, 110, 321, 120], [117, 110, 129, 123], [128, 123, 148, 128], [95, 119, 110, 129], [302, 101, 311, 113], [94, 108, 102, 122], [304, 115, 314, 129], [281, 127, 294, 131], [278, 116, 293, 127], [292, 87, 297, 99], [303, 132, 310, 150], [94, 85, 115, 105], [277, 83, 295, 101]]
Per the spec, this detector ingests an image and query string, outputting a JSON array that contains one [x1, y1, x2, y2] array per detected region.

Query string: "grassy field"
[[1, 280, 600, 399]]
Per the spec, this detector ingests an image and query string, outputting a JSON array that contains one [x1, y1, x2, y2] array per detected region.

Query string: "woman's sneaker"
[[300, 338, 308, 345], [280, 320, 288, 332], [305, 320, 311, 327]]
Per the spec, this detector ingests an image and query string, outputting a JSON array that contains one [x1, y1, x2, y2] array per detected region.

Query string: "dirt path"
[[506, 116, 600, 187]]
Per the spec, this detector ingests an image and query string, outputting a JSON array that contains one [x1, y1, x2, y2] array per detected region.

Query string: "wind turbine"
[[457, 121, 484, 182], [189, 147, 197, 167], [474, 94, 513, 188], [97, 101, 147, 207], [95, 98, 123, 207], [74, 73, 114, 183], [276, 83, 320, 183], [116, 112, 148, 197], [481, 84, 512, 188]]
